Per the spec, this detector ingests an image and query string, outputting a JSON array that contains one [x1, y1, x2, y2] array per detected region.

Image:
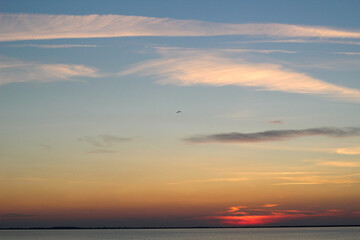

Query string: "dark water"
[[0, 227, 359, 240]]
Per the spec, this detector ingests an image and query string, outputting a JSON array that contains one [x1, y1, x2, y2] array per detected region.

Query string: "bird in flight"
[[176, 111, 182, 114]]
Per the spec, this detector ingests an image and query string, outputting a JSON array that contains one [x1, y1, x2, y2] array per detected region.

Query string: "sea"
[[0, 227, 359, 240]]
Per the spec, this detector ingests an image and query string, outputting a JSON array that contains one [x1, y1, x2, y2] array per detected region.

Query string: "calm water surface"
[[1, 227, 359, 240]]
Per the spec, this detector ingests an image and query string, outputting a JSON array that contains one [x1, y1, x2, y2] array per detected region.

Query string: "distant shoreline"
[[1, 225, 360, 230]]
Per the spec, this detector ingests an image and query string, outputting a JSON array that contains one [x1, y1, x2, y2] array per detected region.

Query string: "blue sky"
[[0, 0, 360, 228], [2, 0, 360, 27]]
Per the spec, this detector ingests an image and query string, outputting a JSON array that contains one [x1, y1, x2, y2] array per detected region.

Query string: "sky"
[[0, 0, 360, 228]]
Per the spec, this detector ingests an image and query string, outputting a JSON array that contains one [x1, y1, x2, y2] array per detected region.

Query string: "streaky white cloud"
[[221, 49, 296, 54], [1, 13, 360, 42], [277, 59, 360, 71], [336, 146, 360, 155], [234, 39, 360, 45], [7, 44, 98, 48], [333, 52, 360, 56], [0, 58, 99, 85], [315, 161, 360, 167], [157, 47, 296, 54], [120, 49, 360, 101]]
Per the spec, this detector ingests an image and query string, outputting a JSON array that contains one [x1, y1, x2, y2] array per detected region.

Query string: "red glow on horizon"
[[208, 212, 306, 226], [206, 204, 360, 226]]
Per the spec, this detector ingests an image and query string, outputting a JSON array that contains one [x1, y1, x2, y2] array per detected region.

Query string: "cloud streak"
[[185, 127, 360, 143], [120, 49, 360, 101], [79, 134, 131, 147], [274, 172, 360, 185], [1, 13, 360, 42], [262, 204, 279, 208], [169, 177, 248, 185], [0, 58, 99, 86], [276, 175, 360, 185], [234, 39, 360, 45], [336, 146, 360, 155], [221, 49, 296, 54], [333, 52, 360, 56], [7, 44, 98, 48], [315, 161, 360, 167], [268, 120, 283, 124]]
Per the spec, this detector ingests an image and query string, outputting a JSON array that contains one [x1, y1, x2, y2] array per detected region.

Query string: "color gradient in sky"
[[1, 0, 360, 228]]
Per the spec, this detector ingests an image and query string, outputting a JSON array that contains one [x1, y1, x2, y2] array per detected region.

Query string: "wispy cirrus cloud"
[[315, 161, 360, 167], [276, 173, 360, 185], [333, 52, 360, 56], [234, 39, 360, 45], [79, 134, 131, 147], [120, 49, 360, 101], [221, 49, 296, 54], [336, 146, 360, 155], [185, 127, 360, 144], [1, 13, 360, 42], [7, 44, 98, 48], [0, 58, 99, 86]]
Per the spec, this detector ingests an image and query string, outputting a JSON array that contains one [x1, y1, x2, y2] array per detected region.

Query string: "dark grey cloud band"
[[185, 127, 360, 143]]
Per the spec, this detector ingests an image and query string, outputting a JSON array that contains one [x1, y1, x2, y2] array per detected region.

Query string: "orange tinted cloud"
[[169, 177, 248, 184], [262, 203, 279, 208], [227, 206, 247, 213], [336, 146, 360, 155], [276, 173, 360, 185], [315, 161, 360, 167]]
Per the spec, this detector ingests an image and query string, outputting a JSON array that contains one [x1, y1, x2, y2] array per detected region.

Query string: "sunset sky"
[[1, 0, 360, 228]]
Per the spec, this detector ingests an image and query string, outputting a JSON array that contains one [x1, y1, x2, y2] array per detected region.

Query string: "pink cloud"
[[1, 14, 360, 42], [0, 59, 99, 85], [121, 49, 360, 102], [262, 203, 280, 208]]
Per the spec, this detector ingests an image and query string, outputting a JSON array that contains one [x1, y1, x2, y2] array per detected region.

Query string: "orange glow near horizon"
[[210, 214, 299, 225], [205, 205, 360, 226]]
